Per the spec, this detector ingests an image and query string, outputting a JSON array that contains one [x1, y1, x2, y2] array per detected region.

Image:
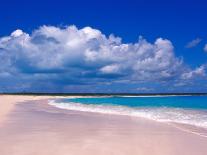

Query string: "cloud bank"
[[0, 25, 206, 92]]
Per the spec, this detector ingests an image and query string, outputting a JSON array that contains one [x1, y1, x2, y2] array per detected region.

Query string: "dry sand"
[[0, 95, 51, 125], [0, 95, 207, 155]]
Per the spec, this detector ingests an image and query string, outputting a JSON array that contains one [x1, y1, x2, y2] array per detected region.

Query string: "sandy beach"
[[0, 95, 207, 155]]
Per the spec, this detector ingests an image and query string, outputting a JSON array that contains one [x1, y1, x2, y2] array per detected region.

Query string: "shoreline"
[[2, 93, 207, 96], [0, 95, 207, 155], [49, 98, 207, 138], [49, 97, 207, 134], [1, 94, 207, 137]]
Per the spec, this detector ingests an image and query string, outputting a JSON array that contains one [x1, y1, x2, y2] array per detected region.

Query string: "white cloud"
[[136, 87, 154, 91], [0, 25, 206, 91], [181, 65, 206, 80], [100, 64, 121, 74], [11, 29, 25, 37], [185, 38, 202, 48]]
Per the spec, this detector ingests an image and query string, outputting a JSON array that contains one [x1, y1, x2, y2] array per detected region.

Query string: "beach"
[[0, 95, 207, 155]]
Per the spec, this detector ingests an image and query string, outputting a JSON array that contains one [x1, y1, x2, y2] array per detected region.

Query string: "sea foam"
[[48, 100, 207, 129]]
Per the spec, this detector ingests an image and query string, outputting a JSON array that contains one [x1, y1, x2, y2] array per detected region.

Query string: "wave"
[[48, 100, 207, 129]]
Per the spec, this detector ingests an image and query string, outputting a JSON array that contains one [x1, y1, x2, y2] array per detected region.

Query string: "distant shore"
[[0, 95, 207, 155], [1, 92, 207, 96]]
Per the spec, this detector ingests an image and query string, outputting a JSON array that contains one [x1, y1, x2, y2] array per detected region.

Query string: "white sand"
[[0, 95, 51, 124]]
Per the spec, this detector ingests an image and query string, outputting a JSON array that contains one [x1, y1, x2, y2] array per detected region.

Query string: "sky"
[[0, 0, 207, 93]]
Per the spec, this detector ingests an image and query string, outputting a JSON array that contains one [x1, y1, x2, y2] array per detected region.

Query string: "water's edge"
[[48, 96, 207, 129]]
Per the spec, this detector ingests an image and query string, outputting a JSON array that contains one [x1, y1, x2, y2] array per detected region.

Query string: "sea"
[[49, 95, 207, 129]]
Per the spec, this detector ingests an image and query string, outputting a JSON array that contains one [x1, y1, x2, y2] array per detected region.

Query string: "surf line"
[[167, 122, 207, 138]]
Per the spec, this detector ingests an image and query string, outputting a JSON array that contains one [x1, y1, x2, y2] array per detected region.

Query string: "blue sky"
[[0, 0, 207, 93]]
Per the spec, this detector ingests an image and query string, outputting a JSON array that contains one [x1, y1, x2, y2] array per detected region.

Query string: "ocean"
[[49, 95, 207, 129]]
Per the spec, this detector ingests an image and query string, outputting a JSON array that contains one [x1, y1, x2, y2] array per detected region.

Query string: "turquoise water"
[[49, 95, 207, 128], [64, 96, 207, 110]]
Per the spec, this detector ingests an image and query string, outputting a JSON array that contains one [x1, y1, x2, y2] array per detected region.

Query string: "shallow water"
[[49, 96, 207, 129]]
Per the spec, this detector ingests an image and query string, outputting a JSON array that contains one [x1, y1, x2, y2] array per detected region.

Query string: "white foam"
[[48, 100, 207, 129]]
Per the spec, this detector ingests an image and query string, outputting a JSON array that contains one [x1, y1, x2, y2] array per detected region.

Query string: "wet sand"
[[0, 95, 207, 155]]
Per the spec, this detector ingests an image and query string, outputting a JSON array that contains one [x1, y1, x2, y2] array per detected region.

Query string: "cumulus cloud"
[[0, 25, 206, 92], [185, 38, 202, 48]]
